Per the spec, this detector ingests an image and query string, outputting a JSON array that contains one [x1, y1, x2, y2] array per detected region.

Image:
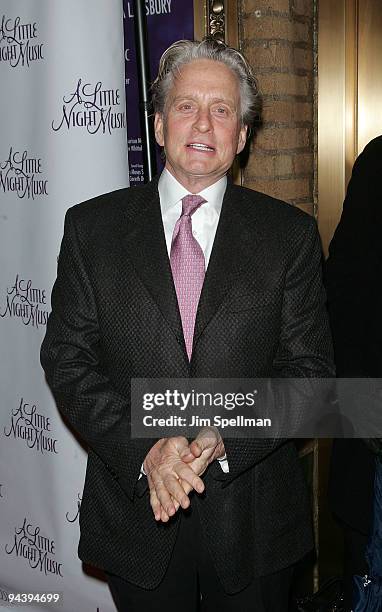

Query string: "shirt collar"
[[158, 168, 227, 216]]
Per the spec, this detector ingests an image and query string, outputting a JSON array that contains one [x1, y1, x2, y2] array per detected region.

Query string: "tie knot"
[[181, 194, 206, 217]]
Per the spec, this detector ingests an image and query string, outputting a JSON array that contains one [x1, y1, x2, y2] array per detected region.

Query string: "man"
[[41, 38, 334, 611], [325, 136, 382, 610]]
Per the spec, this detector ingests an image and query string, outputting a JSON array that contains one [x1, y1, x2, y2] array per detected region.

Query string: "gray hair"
[[151, 37, 260, 129]]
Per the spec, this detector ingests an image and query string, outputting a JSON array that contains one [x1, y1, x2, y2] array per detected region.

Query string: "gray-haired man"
[[41, 38, 334, 611]]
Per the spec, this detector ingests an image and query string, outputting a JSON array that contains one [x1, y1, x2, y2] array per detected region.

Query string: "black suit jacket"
[[325, 136, 382, 534], [41, 178, 334, 592]]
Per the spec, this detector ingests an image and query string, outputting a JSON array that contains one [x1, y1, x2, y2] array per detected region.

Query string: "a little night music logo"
[[52, 78, 126, 135], [0, 274, 49, 329], [0, 147, 48, 200], [0, 15, 44, 67], [5, 518, 63, 577], [3, 398, 58, 455]]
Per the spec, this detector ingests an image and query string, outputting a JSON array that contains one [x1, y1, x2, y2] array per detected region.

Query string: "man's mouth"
[[187, 143, 215, 152]]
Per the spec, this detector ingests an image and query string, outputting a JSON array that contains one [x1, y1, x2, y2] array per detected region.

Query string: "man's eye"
[[215, 106, 229, 115], [179, 103, 193, 111]]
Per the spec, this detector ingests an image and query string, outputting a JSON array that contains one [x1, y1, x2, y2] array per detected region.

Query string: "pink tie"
[[170, 195, 206, 360]]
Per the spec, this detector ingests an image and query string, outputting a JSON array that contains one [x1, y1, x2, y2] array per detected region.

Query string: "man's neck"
[[164, 165, 226, 194]]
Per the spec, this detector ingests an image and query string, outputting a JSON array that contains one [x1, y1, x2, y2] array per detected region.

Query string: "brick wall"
[[239, 0, 316, 216]]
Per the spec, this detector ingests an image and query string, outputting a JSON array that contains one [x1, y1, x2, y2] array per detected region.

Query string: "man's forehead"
[[167, 60, 240, 97], [170, 92, 238, 106]]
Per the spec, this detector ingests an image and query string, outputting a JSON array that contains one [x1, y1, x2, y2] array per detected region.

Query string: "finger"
[[189, 429, 218, 458], [179, 449, 199, 464], [150, 468, 176, 514], [179, 479, 193, 494], [189, 443, 216, 467], [174, 461, 205, 493], [162, 473, 190, 509], [149, 483, 162, 521], [171, 436, 192, 455], [172, 496, 180, 512], [153, 460, 192, 508], [198, 426, 221, 443], [188, 440, 203, 457], [170, 484, 191, 514], [154, 478, 177, 517], [148, 473, 169, 522], [152, 496, 170, 523], [160, 506, 170, 522], [193, 434, 217, 454], [155, 492, 179, 522], [187, 455, 210, 478]]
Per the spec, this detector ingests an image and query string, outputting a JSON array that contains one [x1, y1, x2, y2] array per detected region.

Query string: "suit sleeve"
[[40, 209, 152, 500], [211, 215, 335, 484]]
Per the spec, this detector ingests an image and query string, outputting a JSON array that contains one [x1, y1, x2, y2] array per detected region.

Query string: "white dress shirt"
[[140, 169, 229, 478], [158, 168, 226, 268]]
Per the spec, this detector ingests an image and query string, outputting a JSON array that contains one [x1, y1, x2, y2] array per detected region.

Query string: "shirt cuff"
[[217, 454, 229, 473]]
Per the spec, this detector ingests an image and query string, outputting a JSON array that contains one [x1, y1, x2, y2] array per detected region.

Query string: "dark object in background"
[[325, 135, 382, 610], [353, 458, 382, 611], [132, 0, 157, 182], [293, 577, 344, 611]]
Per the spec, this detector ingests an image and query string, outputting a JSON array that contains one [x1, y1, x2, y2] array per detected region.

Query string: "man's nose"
[[193, 108, 212, 132]]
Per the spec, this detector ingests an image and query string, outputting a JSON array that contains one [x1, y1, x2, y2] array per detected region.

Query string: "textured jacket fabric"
[[40, 178, 334, 593], [325, 136, 382, 535]]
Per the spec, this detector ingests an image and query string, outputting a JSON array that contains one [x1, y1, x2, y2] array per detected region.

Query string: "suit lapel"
[[120, 179, 187, 356], [118, 179, 263, 361], [192, 182, 262, 351]]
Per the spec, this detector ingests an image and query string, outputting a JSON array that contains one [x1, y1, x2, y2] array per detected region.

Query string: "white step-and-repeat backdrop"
[[0, 1, 129, 610]]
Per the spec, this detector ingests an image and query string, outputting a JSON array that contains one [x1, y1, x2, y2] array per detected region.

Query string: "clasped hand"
[[143, 427, 225, 522]]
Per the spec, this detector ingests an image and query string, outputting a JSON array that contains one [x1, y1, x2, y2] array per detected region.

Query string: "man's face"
[[154, 59, 247, 193]]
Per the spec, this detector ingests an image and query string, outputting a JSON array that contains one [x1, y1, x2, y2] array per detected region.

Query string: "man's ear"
[[154, 113, 164, 147], [236, 124, 248, 155]]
